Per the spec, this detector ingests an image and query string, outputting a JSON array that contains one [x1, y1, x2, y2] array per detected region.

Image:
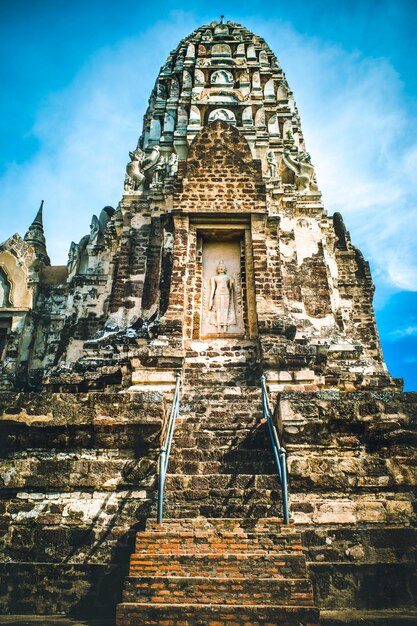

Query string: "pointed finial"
[[32, 200, 44, 227], [221, 15, 225, 23], [24, 200, 50, 265]]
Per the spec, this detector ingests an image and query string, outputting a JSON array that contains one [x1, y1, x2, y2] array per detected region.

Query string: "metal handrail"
[[260, 374, 290, 524], [157, 372, 181, 524]]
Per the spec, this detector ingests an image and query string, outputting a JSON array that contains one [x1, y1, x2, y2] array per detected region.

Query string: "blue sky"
[[0, 0, 416, 389]]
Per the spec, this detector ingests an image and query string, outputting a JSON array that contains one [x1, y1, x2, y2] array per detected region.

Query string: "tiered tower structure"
[[0, 19, 416, 626]]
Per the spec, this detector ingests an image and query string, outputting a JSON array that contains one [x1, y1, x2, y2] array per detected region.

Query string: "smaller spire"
[[220, 14, 225, 23], [32, 199, 44, 227], [24, 200, 50, 265]]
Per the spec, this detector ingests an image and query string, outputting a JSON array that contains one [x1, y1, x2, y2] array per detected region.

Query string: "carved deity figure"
[[282, 150, 318, 193], [267, 150, 278, 179], [209, 261, 236, 333], [125, 146, 161, 192], [168, 153, 178, 177], [126, 148, 146, 191]]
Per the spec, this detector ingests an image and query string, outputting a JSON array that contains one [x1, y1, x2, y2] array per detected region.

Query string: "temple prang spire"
[[24, 199, 50, 265], [0, 19, 415, 626]]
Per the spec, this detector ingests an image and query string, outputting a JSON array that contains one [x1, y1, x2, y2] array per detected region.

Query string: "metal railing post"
[[157, 446, 166, 524], [260, 374, 290, 524], [157, 372, 181, 524]]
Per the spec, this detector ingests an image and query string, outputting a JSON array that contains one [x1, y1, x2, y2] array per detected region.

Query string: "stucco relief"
[[201, 241, 243, 336]]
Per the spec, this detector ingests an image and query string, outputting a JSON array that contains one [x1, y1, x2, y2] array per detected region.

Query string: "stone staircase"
[[116, 518, 320, 625], [116, 347, 320, 625]]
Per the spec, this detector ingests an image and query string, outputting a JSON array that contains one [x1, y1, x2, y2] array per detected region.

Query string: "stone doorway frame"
[[183, 218, 258, 341]]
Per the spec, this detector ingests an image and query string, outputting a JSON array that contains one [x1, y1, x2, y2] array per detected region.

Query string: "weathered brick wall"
[[0, 391, 164, 617], [278, 390, 417, 612], [174, 120, 266, 214]]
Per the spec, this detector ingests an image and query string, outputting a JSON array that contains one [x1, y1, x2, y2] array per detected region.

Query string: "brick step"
[[168, 459, 276, 474], [181, 386, 261, 398], [134, 532, 302, 554], [157, 501, 283, 518], [145, 517, 292, 533], [128, 552, 306, 578], [170, 431, 271, 449], [183, 374, 256, 386], [116, 602, 320, 625], [166, 447, 274, 463], [164, 474, 279, 490], [122, 575, 314, 606], [175, 413, 264, 425]]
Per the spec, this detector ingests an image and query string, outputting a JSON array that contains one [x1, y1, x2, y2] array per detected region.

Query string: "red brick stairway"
[[116, 518, 320, 625]]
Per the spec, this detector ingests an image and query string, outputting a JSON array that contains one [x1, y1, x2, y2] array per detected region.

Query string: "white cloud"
[[387, 325, 417, 340], [0, 13, 199, 263]]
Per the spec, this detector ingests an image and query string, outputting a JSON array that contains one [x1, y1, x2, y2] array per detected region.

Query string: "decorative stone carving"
[[252, 71, 261, 92], [89, 216, 101, 245], [264, 79, 275, 99], [242, 106, 253, 125], [282, 150, 319, 193], [255, 107, 266, 127], [268, 114, 280, 136], [67, 241, 79, 277], [210, 70, 234, 85], [277, 81, 288, 100], [283, 119, 293, 141], [125, 146, 161, 192], [169, 78, 180, 100], [189, 105, 201, 126], [267, 150, 278, 179], [208, 108, 236, 124], [212, 43, 231, 58], [152, 156, 167, 185], [125, 148, 146, 191], [167, 153, 178, 177], [194, 69, 205, 86], [214, 22, 229, 37], [156, 82, 167, 100], [182, 70, 192, 91], [149, 118, 161, 141], [247, 44, 257, 60], [164, 112, 175, 134], [177, 106, 188, 129], [208, 260, 236, 333], [259, 50, 269, 66], [186, 42, 195, 58], [202, 29, 212, 42]]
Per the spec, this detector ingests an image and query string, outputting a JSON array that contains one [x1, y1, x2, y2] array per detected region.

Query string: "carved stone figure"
[[169, 78, 180, 99], [282, 150, 318, 193], [125, 146, 161, 192], [89, 216, 101, 245], [211, 70, 233, 85], [168, 153, 178, 177], [126, 148, 146, 191], [267, 150, 278, 178], [153, 156, 167, 185], [208, 108, 236, 124], [156, 82, 167, 100], [208, 260, 236, 333], [67, 241, 79, 276]]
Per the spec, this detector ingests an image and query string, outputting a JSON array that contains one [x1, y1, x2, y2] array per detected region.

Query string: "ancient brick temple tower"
[[1, 18, 416, 626]]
